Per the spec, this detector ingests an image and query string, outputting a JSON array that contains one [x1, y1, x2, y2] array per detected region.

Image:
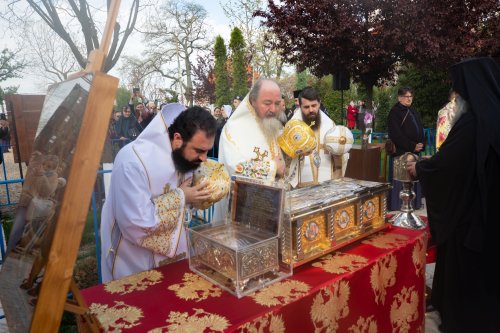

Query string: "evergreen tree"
[[396, 64, 449, 128], [296, 68, 308, 90], [214, 36, 231, 106], [229, 27, 248, 98]]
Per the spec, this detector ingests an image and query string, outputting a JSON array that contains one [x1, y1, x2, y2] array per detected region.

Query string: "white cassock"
[[214, 95, 280, 220], [100, 103, 190, 282], [289, 110, 349, 188]]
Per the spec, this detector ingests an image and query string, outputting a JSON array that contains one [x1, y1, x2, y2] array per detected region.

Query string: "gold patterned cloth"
[[82, 225, 427, 332]]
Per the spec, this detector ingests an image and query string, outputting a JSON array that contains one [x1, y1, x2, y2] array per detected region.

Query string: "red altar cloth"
[[81, 226, 427, 332]]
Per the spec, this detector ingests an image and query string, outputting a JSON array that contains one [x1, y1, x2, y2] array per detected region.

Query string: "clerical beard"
[[172, 144, 202, 173], [301, 111, 321, 130], [451, 95, 469, 127], [260, 113, 284, 141]]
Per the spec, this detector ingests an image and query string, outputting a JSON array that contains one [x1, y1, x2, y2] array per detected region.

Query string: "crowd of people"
[[346, 99, 370, 131]]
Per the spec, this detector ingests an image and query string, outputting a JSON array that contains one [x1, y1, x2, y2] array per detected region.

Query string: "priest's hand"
[[274, 155, 286, 178], [180, 178, 211, 205], [406, 161, 417, 178], [414, 143, 424, 152]]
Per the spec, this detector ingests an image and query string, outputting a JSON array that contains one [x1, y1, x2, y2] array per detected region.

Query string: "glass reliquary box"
[[281, 178, 391, 267], [188, 177, 292, 298]]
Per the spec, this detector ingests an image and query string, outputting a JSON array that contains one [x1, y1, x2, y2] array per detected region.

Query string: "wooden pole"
[[29, 72, 119, 333], [86, 0, 121, 73], [29, 0, 121, 331]]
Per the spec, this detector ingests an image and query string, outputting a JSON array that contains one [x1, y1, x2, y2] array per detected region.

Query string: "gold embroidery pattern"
[[168, 272, 222, 302], [390, 286, 419, 332], [252, 280, 311, 307], [370, 254, 397, 305], [89, 301, 143, 332], [148, 308, 230, 333], [412, 237, 426, 277], [311, 280, 350, 332], [312, 252, 368, 274], [141, 189, 183, 256], [348, 315, 378, 333], [362, 233, 409, 249], [224, 125, 236, 145], [104, 270, 163, 295], [238, 312, 285, 333]]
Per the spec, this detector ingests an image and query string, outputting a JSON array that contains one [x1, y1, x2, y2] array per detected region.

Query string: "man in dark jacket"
[[387, 87, 425, 210]]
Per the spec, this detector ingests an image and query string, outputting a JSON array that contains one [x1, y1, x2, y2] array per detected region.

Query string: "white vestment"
[[214, 95, 280, 220], [100, 104, 190, 282], [290, 111, 349, 187]]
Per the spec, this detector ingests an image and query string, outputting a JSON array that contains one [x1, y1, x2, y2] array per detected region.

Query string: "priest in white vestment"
[[289, 87, 349, 188], [214, 79, 286, 220], [100, 105, 217, 282]]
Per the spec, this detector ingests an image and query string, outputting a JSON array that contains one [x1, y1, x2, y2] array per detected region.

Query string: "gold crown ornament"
[[278, 119, 318, 158], [192, 159, 231, 209], [324, 125, 354, 156]]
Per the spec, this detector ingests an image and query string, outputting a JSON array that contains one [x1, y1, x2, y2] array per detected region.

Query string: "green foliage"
[[0, 48, 25, 82], [397, 64, 450, 128], [115, 86, 131, 109], [1, 212, 13, 243], [373, 86, 396, 133], [310, 75, 356, 126], [165, 91, 179, 103], [214, 36, 231, 106], [229, 27, 248, 98], [0, 86, 19, 106], [80, 210, 98, 246], [296, 69, 309, 89]]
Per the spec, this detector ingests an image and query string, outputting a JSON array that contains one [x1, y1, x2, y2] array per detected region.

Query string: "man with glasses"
[[387, 86, 425, 210]]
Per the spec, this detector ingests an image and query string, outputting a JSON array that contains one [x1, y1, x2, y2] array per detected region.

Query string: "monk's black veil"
[[449, 57, 500, 250]]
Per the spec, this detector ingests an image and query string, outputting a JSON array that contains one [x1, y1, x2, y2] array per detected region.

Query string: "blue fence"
[[350, 128, 436, 155]]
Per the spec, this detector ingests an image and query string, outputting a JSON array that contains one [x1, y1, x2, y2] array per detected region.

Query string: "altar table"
[[81, 226, 427, 332]]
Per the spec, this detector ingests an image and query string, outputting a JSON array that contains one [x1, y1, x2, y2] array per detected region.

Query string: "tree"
[[0, 48, 25, 82], [221, 0, 285, 80], [229, 27, 248, 98], [192, 54, 216, 105], [0, 48, 24, 112], [115, 86, 132, 109], [214, 36, 231, 107], [143, 0, 211, 106], [22, 23, 79, 84], [397, 64, 450, 128], [118, 56, 152, 92], [257, 0, 499, 107], [3, 0, 141, 72]]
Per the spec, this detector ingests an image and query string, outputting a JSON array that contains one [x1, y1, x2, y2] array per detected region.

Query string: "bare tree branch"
[[7, 0, 143, 73]]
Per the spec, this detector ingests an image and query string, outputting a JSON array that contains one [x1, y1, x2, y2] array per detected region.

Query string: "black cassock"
[[416, 108, 500, 332]]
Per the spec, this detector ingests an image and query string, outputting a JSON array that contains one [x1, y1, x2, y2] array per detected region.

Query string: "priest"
[[100, 105, 217, 282]]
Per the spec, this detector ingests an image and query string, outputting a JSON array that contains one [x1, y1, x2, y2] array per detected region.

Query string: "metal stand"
[[390, 181, 426, 229]]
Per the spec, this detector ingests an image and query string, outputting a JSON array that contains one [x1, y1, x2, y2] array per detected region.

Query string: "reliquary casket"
[[188, 177, 292, 298], [281, 178, 391, 267]]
